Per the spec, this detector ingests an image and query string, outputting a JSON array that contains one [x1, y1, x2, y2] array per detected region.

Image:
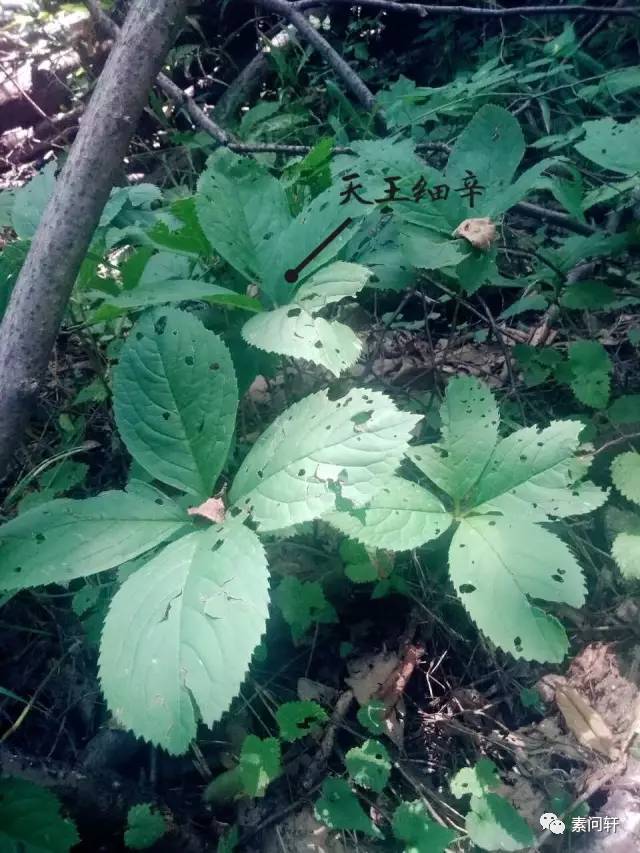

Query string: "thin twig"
[[293, 1, 639, 17], [84, 0, 231, 145], [255, 0, 377, 110]]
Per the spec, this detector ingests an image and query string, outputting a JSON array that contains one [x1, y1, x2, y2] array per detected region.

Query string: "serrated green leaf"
[[575, 117, 640, 175], [242, 262, 370, 376], [445, 105, 525, 217], [239, 735, 281, 797], [114, 308, 238, 498], [465, 793, 535, 851], [195, 151, 291, 283], [450, 516, 585, 662], [611, 452, 640, 506], [450, 759, 500, 799], [242, 306, 361, 377], [276, 700, 328, 742], [392, 800, 457, 853], [124, 803, 166, 850], [0, 485, 186, 591], [560, 281, 616, 309], [567, 340, 612, 409], [612, 518, 640, 579], [408, 376, 499, 501], [345, 739, 391, 792], [470, 421, 607, 521], [0, 777, 79, 853], [327, 477, 451, 551], [274, 577, 337, 643], [99, 521, 269, 754], [314, 778, 382, 838], [229, 388, 420, 532], [608, 395, 640, 425], [106, 279, 256, 312], [357, 700, 386, 735]]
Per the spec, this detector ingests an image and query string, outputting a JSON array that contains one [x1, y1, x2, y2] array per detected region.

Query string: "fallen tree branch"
[[294, 1, 639, 17], [255, 0, 377, 110], [0, 0, 189, 478], [84, 0, 231, 145]]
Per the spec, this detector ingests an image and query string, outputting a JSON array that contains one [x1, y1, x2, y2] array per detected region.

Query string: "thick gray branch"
[[0, 0, 189, 478]]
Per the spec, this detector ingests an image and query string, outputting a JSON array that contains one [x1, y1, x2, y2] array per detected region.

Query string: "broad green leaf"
[[611, 452, 640, 505], [242, 262, 371, 375], [124, 803, 166, 850], [327, 477, 451, 551], [560, 281, 616, 310], [217, 827, 239, 853], [470, 422, 607, 521], [229, 388, 421, 531], [0, 241, 28, 321], [0, 777, 79, 853], [0, 485, 186, 591], [106, 279, 257, 312], [242, 307, 361, 377], [611, 509, 640, 579], [450, 759, 500, 799], [445, 105, 525, 217], [400, 228, 469, 270], [408, 376, 499, 501], [276, 700, 328, 742], [465, 793, 535, 851], [608, 395, 640, 424], [357, 700, 386, 735], [114, 308, 238, 498], [392, 800, 457, 853], [450, 515, 585, 662], [498, 293, 548, 321], [567, 340, 612, 409], [11, 162, 57, 239], [490, 158, 556, 216], [294, 262, 372, 311], [195, 151, 291, 282], [238, 735, 281, 797], [575, 117, 640, 175], [345, 739, 391, 792], [99, 521, 269, 754], [314, 778, 382, 838], [274, 577, 337, 642]]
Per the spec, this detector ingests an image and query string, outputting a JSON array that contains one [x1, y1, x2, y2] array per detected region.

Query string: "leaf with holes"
[[0, 484, 186, 592], [575, 117, 640, 175], [99, 520, 268, 754], [345, 739, 391, 792], [450, 759, 500, 799], [277, 701, 328, 742], [392, 800, 457, 853], [330, 377, 604, 662], [314, 778, 382, 839], [0, 777, 79, 853], [114, 308, 238, 499], [242, 263, 371, 376], [229, 387, 421, 532]]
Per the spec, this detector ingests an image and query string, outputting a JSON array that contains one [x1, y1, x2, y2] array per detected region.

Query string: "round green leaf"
[[345, 739, 391, 792], [611, 451, 640, 506], [314, 778, 382, 838], [124, 803, 166, 850], [392, 800, 457, 853], [276, 700, 328, 742], [0, 777, 79, 853]]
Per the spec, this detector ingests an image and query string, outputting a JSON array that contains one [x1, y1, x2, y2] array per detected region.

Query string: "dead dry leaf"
[[453, 217, 497, 249], [555, 683, 619, 759], [345, 651, 399, 706], [187, 497, 226, 524]]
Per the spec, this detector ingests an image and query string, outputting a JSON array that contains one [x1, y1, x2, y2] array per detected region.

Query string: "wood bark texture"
[[0, 0, 189, 478]]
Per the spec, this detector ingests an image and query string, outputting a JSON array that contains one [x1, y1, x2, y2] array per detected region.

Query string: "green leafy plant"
[[450, 759, 535, 851], [609, 451, 640, 579], [124, 803, 167, 850], [330, 376, 606, 662], [0, 307, 419, 753], [0, 777, 79, 852]]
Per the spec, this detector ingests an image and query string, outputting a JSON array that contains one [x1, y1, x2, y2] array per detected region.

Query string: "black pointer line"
[[284, 216, 353, 283]]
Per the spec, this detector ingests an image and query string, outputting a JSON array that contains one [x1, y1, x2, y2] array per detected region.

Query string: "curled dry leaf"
[[187, 496, 226, 524], [453, 217, 497, 250], [542, 675, 619, 759]]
